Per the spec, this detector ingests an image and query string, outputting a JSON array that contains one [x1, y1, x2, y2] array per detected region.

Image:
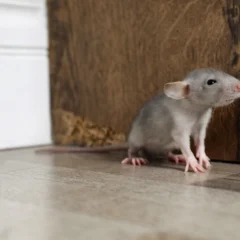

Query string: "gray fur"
[[127, 68, 240, 159]]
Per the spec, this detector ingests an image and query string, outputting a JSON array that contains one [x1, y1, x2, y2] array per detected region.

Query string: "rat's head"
[[163, 68, 240, 107]]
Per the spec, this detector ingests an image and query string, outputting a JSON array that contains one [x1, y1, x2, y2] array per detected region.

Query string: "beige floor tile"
[[0, 147, 240, 240]]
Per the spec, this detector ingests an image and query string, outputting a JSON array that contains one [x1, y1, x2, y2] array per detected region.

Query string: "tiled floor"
[[0, 147, 240, 240]]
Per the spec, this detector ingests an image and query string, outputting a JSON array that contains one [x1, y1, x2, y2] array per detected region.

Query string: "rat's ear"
[[163, 81, 190, 100]]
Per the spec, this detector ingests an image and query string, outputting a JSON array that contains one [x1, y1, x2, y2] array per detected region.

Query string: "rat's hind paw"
[[121, 157, 148, 166], [168, 152, 186, 164]]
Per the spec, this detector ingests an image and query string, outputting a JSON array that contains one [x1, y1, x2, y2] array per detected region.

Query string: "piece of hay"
[[52, 108, 126, 146]]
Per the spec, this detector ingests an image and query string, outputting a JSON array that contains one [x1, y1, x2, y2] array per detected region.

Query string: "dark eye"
[[207, 79, 217, 85]]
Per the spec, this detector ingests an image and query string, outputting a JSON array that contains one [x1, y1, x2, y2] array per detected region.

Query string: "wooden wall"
[[47, 0, 240, 161]]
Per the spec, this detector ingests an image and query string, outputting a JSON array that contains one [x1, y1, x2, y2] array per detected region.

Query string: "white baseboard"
[[0, 0, 52, 149]]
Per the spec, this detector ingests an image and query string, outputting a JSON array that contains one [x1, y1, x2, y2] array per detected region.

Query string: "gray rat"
[[37, 68, 240, 173]]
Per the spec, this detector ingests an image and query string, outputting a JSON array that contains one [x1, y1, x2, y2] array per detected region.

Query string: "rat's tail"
[[35, 143, 128, 154]]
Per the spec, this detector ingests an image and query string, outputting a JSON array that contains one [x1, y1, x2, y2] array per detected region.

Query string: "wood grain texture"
[[48, 0, 239, 160], [226, 0, 240, 161]]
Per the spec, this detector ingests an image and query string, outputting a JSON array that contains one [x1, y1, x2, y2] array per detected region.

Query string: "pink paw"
[[168, 152, 186, 164], [185, 156, 205, 173], [196, 144, 211, 169], [121, 157, 148, 166], [196, 152, 211, 169]]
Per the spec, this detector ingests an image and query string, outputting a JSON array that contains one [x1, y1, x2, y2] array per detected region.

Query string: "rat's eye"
[[207, 79, 217, 85]]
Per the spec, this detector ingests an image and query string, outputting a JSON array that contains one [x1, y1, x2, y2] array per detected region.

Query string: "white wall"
[[0, 0, 52, 149]]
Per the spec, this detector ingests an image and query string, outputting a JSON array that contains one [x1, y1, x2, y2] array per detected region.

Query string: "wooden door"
[[47, 0, 240, 161]]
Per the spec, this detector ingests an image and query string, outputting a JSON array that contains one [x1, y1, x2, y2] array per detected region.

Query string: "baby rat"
[[37, 68, 240, 173]]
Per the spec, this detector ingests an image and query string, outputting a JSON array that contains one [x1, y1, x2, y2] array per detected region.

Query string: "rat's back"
[[127, 93, 175, 153]]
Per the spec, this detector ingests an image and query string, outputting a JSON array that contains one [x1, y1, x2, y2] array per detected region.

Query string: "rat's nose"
[[236, 83, 240, 92]]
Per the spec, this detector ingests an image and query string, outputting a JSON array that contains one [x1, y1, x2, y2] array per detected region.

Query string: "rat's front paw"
[[185, 156, 205, 173], [196, 151, 211, 169]]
